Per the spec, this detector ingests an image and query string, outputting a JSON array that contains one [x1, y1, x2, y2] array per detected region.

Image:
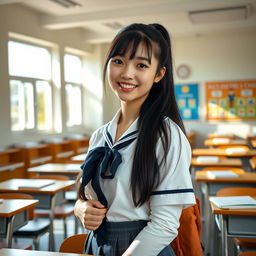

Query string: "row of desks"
[[0, 179, 75, 251], [0, 153, 86, 251], [192, 142, 256, 256]]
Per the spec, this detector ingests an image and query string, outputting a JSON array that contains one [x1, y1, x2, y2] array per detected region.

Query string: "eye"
[[112, 58, 123, 65], [137, 63, 148, 69]]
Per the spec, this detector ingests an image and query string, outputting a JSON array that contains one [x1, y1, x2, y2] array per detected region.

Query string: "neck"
[[119, 101, 140, 126]]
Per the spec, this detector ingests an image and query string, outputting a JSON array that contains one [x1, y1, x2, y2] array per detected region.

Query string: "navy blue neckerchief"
[[80, 124, 138, 207]]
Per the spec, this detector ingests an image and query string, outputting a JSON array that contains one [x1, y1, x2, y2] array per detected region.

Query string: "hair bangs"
[[109, 31, 154, 64]]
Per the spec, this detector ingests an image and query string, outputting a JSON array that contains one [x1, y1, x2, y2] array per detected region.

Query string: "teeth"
[[119, 83, 136, 89]]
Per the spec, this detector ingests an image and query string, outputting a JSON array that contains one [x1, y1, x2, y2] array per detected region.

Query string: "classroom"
[[0, 0, 256, 256]]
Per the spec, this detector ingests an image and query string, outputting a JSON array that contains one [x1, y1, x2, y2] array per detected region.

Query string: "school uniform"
[[81, 110, 196, 256]]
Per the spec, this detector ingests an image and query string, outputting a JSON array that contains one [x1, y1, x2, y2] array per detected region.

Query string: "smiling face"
[[107, 42, 165, 108]]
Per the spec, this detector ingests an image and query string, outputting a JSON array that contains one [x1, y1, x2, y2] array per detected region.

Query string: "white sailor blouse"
[[81, 110, 196, 256]]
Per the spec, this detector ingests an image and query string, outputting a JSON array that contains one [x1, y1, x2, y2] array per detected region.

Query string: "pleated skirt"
[[84, 220, 176, 256]]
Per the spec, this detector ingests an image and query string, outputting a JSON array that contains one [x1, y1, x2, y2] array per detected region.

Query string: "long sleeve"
[[125, 205, 182, 256]]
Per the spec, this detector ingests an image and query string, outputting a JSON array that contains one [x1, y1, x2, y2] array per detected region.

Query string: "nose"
[[121, 64, 133, 79]]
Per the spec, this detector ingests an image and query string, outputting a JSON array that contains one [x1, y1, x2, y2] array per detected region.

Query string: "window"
[[64, 54, 83, 127], [8, 40, 53, 131]]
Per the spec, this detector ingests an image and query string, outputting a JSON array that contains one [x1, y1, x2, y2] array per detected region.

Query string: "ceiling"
[[1, 0, 256, 44]]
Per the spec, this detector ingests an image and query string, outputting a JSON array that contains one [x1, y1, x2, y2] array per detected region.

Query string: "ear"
[[154, 67, 166, 83]]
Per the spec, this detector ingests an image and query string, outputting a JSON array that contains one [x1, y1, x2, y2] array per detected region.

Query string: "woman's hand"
[[74, 199, 107, 231]]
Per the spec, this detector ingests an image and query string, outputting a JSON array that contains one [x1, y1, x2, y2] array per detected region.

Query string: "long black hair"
[[102, 23, 185, 207]]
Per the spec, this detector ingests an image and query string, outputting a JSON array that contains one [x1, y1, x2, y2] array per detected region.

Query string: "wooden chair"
[[32, 175, 75, 238], [59, 233, 88, 253], [0, 193, 50, 250], [216, 187, 256, 254]]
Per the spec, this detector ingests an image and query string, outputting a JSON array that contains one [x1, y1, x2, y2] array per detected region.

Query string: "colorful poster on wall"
[[174, 83, 199, 121], [206, 80, 256, 121]]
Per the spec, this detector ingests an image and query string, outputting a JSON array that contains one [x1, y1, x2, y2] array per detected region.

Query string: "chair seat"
[[35, 204, 74, 218], [14, 219, 50, 236]]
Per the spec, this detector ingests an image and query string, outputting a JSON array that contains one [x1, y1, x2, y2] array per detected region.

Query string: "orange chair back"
[[59, 234, 88, 253], [238, 252, 256, 256]]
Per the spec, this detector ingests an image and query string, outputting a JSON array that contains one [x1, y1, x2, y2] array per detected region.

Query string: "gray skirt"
[[84, 220, 176, 256]]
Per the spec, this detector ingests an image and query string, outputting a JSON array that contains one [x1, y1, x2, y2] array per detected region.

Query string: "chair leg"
[[75, 216, 78, 234]]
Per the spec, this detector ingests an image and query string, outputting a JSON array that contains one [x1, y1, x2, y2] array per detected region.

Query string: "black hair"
[[79, 23, 185, 206]]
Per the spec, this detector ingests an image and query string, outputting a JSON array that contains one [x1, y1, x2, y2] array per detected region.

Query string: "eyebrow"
[[134, 56, 151, 64]]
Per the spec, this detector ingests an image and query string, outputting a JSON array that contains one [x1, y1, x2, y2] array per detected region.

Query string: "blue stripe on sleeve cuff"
[[151, 188, 194, 196]]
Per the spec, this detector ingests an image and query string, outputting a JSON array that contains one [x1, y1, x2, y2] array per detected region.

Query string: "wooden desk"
[[27, 163, 81, 179], [210, 199, 256, 256], [69, 153, 87, 163], [208, 134, 235, 139], [45, 141, 75, 163], [0, 179, 75, 251], [0, 149, 25, 182], [0, 248, 91, 256], [195, 171, 256, 255], [18, 144, 52, 168], [204, 139, 248, 147], [68, 137, 90, 155], [191, 157, 242, 168], [0, 199, 38, 248], [192, 148, 256, 157]]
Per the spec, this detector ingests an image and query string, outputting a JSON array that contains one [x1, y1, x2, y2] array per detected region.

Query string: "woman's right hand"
[[74, 199, 107, 231]]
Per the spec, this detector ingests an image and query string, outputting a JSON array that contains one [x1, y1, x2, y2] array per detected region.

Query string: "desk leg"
[[220, 215, 228, 256], [6, 216, 15, 248], [49, 195, 56, 251]]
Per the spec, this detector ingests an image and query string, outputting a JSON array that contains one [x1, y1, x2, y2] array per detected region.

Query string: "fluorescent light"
[[189, 6, 248, 23], [50, 0, 82, 8]]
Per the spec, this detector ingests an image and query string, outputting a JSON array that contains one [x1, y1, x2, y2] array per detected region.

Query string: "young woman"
[[74, 23, 195, 256]]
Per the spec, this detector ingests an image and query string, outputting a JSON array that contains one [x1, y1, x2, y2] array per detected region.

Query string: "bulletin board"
[[206, 80, 256, 121], [174, 83, 199, 121]]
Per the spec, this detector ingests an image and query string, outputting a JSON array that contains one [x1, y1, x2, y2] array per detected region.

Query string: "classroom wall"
[[0, 4, 255, 148], [173, 31, 256, 147]]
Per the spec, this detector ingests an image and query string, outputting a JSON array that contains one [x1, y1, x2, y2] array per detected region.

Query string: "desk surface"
[[208, 134, 235, 139], [210, 200, 256, 216], [204, 139, 248, 147], [0, 179, 75, 194], [71, 154, 87, 161], [0, 199, 38, 217], [0, 249, 91, 256], [192, 148, 256, 157], [195, 171, 256, 183], [191, 157, 242, 167], [28, 163, 81, 174]]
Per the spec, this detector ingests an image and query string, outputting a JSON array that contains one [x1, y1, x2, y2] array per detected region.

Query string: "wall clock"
[[176, 64, 191, 79]]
